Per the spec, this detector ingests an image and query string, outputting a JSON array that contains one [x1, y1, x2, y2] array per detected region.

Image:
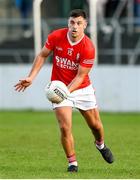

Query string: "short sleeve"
[[45, 32, 56, 50], [80, 43, 95, 68]]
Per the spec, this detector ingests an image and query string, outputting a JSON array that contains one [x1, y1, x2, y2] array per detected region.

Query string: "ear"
[[68, 18, 71, 28], [84, 20, 87, 29]]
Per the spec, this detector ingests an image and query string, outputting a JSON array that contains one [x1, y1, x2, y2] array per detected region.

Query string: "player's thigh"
[[79, 108, 102, 128], [54, 106, 73, 129]]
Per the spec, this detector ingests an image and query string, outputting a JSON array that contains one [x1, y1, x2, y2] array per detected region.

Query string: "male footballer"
[[15, 9, 114, 172]]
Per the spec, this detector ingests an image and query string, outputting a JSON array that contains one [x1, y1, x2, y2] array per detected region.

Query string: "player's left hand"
[[14, 77, 32, 92]]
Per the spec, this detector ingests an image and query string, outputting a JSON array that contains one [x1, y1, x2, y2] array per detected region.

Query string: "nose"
[[73, 23, 78, 29]]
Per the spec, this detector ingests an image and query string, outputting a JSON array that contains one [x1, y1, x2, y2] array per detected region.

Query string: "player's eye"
[[77, 21, 82, 26], [70, 20, 75, 25]]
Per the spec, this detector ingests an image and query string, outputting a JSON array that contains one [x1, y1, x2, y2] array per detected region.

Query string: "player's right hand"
[[14, 77, 32, 92]]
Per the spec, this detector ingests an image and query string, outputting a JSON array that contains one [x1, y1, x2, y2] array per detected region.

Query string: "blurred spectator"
[[96, 0, 113, 34], [86, 0, 112, 34], [15, 0, 32, 38], [105, 0, 120, 17], [134, 0, 140, 32]]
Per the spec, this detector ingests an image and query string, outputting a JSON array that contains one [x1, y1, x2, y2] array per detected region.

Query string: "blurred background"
[[0, 0, 140, 112]]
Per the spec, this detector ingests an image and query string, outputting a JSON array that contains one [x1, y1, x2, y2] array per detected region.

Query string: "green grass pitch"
[[0, 111, 140, 178]]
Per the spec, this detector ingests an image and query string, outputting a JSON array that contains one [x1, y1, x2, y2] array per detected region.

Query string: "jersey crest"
[[67, 48, 73, 56]]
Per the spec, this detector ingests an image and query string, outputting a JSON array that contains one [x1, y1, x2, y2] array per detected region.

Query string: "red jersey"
[[45, 28, 95, 89]]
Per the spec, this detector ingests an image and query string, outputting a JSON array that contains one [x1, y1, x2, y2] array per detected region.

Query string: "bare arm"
[[14, 46, 52, 92], [68, 65, 91, 93], [28, 46, 51, 81]]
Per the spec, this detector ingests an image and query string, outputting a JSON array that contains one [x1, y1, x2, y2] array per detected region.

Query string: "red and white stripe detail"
[[83, 59, 94, 65]]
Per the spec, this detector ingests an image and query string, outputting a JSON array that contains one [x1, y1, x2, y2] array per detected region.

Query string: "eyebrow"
[[70, 20, 83, 23]]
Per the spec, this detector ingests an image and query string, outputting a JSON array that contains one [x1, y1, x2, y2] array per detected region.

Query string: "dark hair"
[[69, 9, 87, 19]]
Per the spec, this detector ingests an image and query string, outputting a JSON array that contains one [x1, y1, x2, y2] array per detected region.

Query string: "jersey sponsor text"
[[55, 55, 79, 70]]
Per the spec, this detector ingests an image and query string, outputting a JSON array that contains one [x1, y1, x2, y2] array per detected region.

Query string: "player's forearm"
[[68, 65, 90, 93], [68, 76, 84, 93], [28, 55, 46, 81]]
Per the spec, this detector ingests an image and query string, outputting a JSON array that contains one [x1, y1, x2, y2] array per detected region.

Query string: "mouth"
[[72, 30, 77, 33], [72, 30, 78, 35], [71, 31, 77, 38]]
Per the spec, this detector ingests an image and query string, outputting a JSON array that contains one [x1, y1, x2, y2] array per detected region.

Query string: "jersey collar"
[[67, 31, 84, 46]]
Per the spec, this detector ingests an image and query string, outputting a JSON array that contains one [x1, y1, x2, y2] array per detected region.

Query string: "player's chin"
[[72, 33, 78, 38]]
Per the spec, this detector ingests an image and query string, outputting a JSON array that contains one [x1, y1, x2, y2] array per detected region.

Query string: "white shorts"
[[52, 84, 98, 110]]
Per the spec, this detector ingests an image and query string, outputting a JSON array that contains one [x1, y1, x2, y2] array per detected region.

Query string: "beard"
[[72, 34, 77, 38], [71, 31, 78, 38]]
